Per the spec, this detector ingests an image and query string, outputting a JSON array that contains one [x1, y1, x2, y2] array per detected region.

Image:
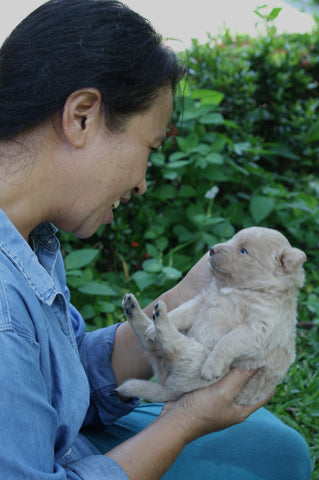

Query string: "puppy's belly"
[[187, 323, 228, 350]]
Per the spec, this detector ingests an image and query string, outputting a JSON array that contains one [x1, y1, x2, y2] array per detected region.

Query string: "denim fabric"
[[85, 404, 312, 480], [0, 209, 137, 479]]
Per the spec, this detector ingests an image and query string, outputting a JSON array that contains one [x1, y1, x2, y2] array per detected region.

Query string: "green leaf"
[[156, 185, 177, 200], [190, 143, 211, 156], [80, 304, 96, 320], [201, 232, 218, 247], [162, 266, 182, 281], [190, 89, 224, 105], [172, 225, 194, 242], [144, 224, 165, 240], [206, 152, 224, 165], [142, 259, 162, 273], [78, 282, 116, 296], [199, 113, 224, 125], [269, 7, 282, 21], [169, 151, 188, 162], [192, 214, 225, 228], [65, 269, 83, 277], [98, 301, 116, 313], [267, 144, 300, 160], [303, 120, 319, 143], [64, 249, 99, 270], [234, 142, 251, 155], [195, 157, 208, 169], [212, 221, 235, 238], [132, 271, 157, 291], [176, 133, 198, 152], [178, 185, 197, 197], [154, 236, 168, 252], [250, 195, 275, 223], [146, 243, 159, 258], [167, 160, 192, 169], [150, 152, 166, 166]]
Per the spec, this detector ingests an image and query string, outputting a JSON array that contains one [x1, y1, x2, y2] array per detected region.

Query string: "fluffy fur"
[[117, 227, 306, 405]]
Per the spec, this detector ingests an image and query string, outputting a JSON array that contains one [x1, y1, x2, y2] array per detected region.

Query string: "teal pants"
[[84, 405, 312, 479]]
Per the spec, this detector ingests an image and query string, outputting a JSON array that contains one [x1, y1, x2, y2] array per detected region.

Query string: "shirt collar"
[[0, 209, 60, 304]]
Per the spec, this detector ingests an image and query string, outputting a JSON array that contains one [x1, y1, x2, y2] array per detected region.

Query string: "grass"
[[266, 325, 319, 478]]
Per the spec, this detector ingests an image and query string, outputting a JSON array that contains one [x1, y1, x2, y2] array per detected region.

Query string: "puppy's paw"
[[152, 300, 167, 322], [200, 359, 227, 382], [122, 293, 137, 318], [200, 368, 221, 382]]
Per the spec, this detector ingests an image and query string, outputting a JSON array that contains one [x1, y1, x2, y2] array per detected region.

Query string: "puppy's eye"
[[240, 248, 249, 255]]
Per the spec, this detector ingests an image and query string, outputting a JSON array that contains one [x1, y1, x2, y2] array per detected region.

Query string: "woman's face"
[[54, 87, 173, 238]]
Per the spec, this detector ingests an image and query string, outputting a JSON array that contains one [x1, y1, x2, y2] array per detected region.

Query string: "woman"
[[0, 1, 311, 479]]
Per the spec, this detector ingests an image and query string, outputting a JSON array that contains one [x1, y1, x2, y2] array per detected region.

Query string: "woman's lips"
[[120, 195, 131, 205]]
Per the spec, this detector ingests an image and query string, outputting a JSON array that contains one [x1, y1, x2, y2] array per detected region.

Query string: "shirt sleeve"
[[0, 299, 130, 479], [0, 324, 127, 480], [66, 456, 129, 480], [69, 303, 139, 427]]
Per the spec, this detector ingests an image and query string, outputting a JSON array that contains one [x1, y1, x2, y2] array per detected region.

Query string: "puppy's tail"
[[116, 379, 173, 403]]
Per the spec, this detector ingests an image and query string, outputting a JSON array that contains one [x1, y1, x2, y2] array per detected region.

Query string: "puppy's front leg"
[[168, 293, 204, 331], [122, 293, 157, 351], [201, 323, 264, 381]]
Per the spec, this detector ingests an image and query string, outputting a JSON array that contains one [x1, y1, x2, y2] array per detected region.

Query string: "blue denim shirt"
[[0, 209, 138, 479]]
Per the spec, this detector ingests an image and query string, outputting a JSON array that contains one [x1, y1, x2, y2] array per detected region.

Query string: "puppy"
[[117, 227, 306, 405]]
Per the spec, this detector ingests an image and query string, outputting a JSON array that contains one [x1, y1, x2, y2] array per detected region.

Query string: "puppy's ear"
[[280, 247, 307, 272]]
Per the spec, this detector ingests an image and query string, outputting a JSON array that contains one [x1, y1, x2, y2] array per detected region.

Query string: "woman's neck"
[[0, 129, 53, 241]]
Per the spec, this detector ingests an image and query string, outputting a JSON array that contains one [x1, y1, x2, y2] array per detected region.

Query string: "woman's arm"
[[106, 368, 273, 480]]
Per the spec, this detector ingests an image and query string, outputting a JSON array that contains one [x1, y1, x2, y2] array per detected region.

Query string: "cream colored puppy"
[[117, 227, 306, 405]]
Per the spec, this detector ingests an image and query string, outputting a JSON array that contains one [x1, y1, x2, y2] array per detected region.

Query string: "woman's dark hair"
[[0, 0, 186, 139]]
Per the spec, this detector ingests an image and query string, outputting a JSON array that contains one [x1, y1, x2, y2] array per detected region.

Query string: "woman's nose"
[[133, 178, 147, 196]]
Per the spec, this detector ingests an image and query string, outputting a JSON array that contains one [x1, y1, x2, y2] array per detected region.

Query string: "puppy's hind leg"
[[117, 379, 174, 403], [152, 300, 207, 367], [122, 293, 157, 351]]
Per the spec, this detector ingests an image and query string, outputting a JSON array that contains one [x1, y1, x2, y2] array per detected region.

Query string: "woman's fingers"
[[161, 368, 275, 443], [216, 367, 259, 399]]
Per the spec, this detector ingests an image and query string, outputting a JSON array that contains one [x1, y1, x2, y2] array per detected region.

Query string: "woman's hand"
[[106, 368, 274, 480], [160, 368, 275, 444]]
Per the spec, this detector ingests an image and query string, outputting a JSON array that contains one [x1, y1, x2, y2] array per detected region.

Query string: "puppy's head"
[[209, 227, 306, 291]]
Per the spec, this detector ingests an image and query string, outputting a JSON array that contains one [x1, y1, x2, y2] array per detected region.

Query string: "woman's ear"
[[62, 88, 103, 148]]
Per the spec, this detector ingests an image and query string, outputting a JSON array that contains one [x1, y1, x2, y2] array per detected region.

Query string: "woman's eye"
[[240, 248, 249, 255]]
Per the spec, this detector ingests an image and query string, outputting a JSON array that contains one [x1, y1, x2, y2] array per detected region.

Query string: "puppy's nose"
[[210, 246, 217, 256]]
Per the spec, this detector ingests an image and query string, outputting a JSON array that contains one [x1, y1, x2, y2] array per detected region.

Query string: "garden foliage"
[[59, 17, 319, 475], [60, 21, 319, 329]]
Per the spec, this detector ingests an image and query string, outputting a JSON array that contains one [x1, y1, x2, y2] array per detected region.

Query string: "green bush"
[[58, 21, 319, 475], [60, 22, 319, 323]]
